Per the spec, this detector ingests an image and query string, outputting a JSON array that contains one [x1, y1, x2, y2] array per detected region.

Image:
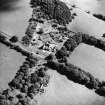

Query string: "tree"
[[95, 87, 105, 97], [0, 99, 10, 105], [15, 102, 22, 105], [21, 36, 31, 46], [86, 11, 90, 14], [0, 94, 5, 100], [72, 33, 83, 45], [9, 36, 18, 43], [64, 38, 77, 51], [45, 54, 54, 60], [102, 33, 105, 38], [0, 35, 6, 41], [26, 58, 37, 68], [37, 68, 46, 77], [72, 13, 77, 16], [55, 47, 68, 59], [8, 78, 21, 89], [19, 98, 30, 105], [88, 36, 97, 46], [82, 34, 90, 43], [31, 73, 38, 83], [21, 85, 28, 93], [93, 14, 105, 21]]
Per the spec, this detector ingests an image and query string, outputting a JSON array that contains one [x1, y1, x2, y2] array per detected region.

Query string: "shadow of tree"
[[0, 0, 20, 11]]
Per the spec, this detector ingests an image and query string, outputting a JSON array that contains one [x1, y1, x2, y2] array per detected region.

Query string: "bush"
[[36, 28, 44, 34]]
